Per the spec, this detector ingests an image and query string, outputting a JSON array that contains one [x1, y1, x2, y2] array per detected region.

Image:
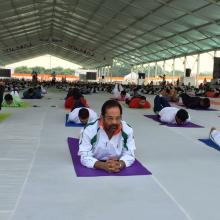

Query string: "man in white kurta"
[[159, 107, 191, 124], [78, 100, 136, 172], [154, 95, 191, 125], [68, 107, 98, 124]]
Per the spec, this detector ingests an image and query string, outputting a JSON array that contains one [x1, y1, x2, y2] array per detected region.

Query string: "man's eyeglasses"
[[104, 116, 122, 122]]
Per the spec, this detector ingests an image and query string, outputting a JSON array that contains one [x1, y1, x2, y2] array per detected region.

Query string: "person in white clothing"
[[112, 83, 124, 98], [68, 107, 98, 124], [154, 95, 190, 125], [78, 100, 136, 173], [113, 90, 131, 101], [209, 127, 220, 146], [159, 107, 191, 124]]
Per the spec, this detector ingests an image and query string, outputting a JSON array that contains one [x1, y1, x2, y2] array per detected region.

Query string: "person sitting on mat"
[[154, 95, 190, 125], [160, 87, 179, 102], [180, 93, 210, 109], [128, 96, 151, 109], [78, 100, 136, 173], [2, 94, 22, 107], [68, 107, 98, 125], [209, 127, 220, 147]]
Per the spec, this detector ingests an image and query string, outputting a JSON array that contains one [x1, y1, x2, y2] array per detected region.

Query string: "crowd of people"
[[1, 78, 220, 173]]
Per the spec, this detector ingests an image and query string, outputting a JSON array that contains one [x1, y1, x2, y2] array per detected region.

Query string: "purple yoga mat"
[[67, 137, 152, 177], [144, 114, 204, 128]]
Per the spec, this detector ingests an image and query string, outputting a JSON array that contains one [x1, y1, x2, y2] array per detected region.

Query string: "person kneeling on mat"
[[154, 95, 191, 125], [128, 96, 151, 108], [68, 107, 98, 125], [78, 100, 136, 172]]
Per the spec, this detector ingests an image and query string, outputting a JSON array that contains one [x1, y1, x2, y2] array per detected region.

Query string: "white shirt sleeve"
[[120, 129, 136, 167], [88, 110, 98, 123], [68, 108, 80, 123], [210, 130, 220, 147], [78, 128, 98, 168]]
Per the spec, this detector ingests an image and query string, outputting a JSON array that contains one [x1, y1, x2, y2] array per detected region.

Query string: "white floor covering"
[[1, 90, 220, 220]]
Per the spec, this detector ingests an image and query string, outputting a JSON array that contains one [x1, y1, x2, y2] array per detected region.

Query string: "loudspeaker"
[[185, 68, 191, 77], [0, 69, 11, 77], [138, 72, 145, 79], [86, 72, 96, 80], [213, 57, 220, 79]]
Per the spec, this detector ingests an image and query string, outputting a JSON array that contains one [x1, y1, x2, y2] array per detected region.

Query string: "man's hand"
[[106, 160, 120, 172], [94, 160, 125, 173]]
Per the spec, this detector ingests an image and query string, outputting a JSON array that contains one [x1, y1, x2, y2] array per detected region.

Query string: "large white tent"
[[124, 72, 138, 83]]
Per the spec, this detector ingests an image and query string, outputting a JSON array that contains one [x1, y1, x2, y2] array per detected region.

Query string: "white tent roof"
[[124, 72, 138, 80]]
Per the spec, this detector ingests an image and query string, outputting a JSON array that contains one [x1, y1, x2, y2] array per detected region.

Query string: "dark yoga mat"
[[67, 137, 152, 177], [175, 103, 218, 111], [198, 139, 220, 152], [65, 114, 84, 127], [144, 114, 204, 128]]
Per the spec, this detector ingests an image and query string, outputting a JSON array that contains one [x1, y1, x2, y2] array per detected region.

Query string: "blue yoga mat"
[[198, 139, 220, 151], [65, 114, 85, 127]]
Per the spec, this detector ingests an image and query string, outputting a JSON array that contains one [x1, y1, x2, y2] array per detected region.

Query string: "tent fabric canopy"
[[0, 0, 220, 68], [124, 72, 139, 83]]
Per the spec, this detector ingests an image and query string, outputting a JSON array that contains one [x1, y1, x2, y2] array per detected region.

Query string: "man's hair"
[[4, 94, 13, 101], [28, 88, 34, 93], [101, 100, 122, 116], [176, 109, 189, 122], [201, 98, 210, 108], [140, 96, 146, 100], [78, 108, 89, 119], [73, 89, 82, 100], [121, 91, 126, 96]]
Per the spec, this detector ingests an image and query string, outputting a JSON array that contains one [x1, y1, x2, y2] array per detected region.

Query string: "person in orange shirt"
[[204, 90, 219, 98], [65, 89, 89, 110], [128, 96, 151, 109]]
